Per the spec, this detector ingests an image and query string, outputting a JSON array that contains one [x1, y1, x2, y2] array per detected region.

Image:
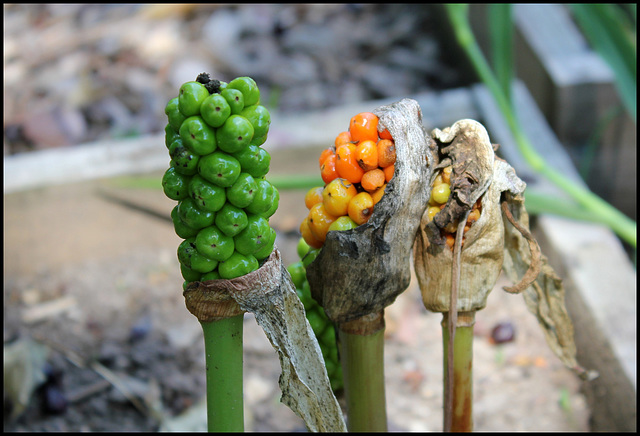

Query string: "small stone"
[[490, 321, 516, 344]]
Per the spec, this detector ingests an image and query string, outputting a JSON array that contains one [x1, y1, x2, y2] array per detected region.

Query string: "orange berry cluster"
[[300, 112, 396, 249], [425, 165, 482, 249]]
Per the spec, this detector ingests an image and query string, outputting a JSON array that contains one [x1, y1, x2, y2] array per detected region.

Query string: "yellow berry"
[[431, 183, 451, 204], [426, 206, 440, 222], [322, 178, 357, 217]]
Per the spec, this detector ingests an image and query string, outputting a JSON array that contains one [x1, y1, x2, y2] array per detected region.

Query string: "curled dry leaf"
[[501, 194, 598, 381], [305, 98, 435, 325], [184, 249, 347, 432]]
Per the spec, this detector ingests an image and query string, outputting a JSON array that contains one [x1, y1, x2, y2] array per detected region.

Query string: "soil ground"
[[3, 147, 590, 432]]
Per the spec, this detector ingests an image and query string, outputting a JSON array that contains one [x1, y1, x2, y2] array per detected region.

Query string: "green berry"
[[297, 237, 310, 259], [216, 114, 254, 154], [201, 93, 231, 128], [165, 123, 180, 148], [287, 261, 307, 289], [221, 88, 244, 114], [198, 151, 241, 188], [215, 203, 249, 237], [245, 179, 275, 215], [327, 215, 357, 232], [260, 185, 279, 219], [233, 144, 271, 178], [306, 309, 327, 336], [226, 172, 257, 209], [218, 251, 259, 279], [233, 214, 270, 256], [252, 226, 276, 260], [162, 167, 191, 201], [189, 174, 227, 213], [301, 247, 320, 268], [180, 263, 202, 282], [170, 144, 200, 176], [165, 97, 186, 131], [177, 238, 218, 273], [195, 225, 235, 262], [177, 197, 215, 229], [171, 205, 199, 239], [201, 270, 221, 281], [180, 115, 217, 155], [240, 104, 271, 141], [178, 81, 210, 117], [227, 76, 260, 106]]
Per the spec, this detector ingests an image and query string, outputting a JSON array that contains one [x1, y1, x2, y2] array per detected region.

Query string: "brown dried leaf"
[[501, 194, 598, 381], [185, 249, 347, 432]]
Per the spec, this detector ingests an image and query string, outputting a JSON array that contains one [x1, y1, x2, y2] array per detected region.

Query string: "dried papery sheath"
[[305, 99, 435, 324], [414, 119, 526, 313], [185, 249, 347, 431], [501, 194, 597, 381]]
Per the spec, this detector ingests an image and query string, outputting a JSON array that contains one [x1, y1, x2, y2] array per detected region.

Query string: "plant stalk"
[[442, 312, 475, 432], [200, 314, 245, 432], [338, 312, 387, 432]]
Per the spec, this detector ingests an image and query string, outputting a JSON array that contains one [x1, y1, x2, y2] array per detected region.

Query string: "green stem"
[[445, 4, 637, 248], [200, 315, 245, 432], [442, 312, 475, 432], [268, 174, 324, 191], [338, 320, 387, 432], [488, 4, 513, 104]]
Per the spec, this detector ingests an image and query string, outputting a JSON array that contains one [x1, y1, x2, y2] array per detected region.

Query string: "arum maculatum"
[[305, 99, 434, 432], [413, 119, 595, 432], [165, 74, 346, 432]]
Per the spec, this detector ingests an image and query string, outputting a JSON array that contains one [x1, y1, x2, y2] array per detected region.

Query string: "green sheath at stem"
[[200, 315, 244, 432], [442, 312, 475, 432], [338, 325, 387, 432]]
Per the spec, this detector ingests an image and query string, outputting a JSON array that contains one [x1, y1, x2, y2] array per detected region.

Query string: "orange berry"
[[304, 186, 324, 210], [466, 208, 481, 225], [300, 216, 323, 249], [349, 112, 379, 143], [322, 178, 357, 217], [318, 148, 334, 168], [377, 139, 396, 168], [378, 127, 393, 140], [308, 202, 337, 242], [355, 140, 378, 171], [361, 168, 385, 192], [320, 153, 339, 184], [371, 183, 386, 205], [336, 143, 365, 184], [383, 164, 394, 182], [445, 233, 455, 249], [348, 191, 374, 225], [334, 131, 352, 147]]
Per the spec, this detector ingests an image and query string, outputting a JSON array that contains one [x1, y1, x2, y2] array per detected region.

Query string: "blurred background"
[[3, 4, 468, 154], [4, 4, 636, 432]]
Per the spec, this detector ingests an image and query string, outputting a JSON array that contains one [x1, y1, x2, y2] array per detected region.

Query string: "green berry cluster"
[[162, 74, 279, 288], [288, 238, 343, 394]]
